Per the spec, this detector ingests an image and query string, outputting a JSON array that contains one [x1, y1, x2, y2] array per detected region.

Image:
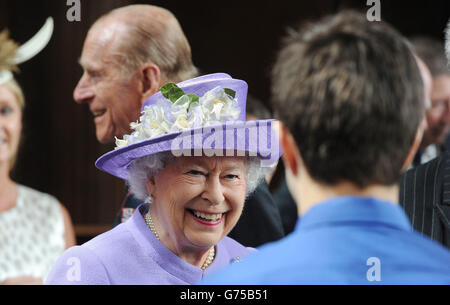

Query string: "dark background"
[[0, 0, 448, 241]]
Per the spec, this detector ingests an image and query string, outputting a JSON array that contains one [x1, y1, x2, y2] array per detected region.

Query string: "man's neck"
[[296, 178, 399, 217]]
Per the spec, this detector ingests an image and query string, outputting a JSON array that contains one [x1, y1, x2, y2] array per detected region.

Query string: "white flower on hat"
[[114, 84, 241, 149], [200, 86, 240, 124]]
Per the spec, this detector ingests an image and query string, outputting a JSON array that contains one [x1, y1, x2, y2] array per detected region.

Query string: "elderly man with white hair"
[[399, 19, 450, 249]]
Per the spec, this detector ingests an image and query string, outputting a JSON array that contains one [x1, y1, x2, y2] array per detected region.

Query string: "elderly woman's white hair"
[[127, 152, 269, 201]]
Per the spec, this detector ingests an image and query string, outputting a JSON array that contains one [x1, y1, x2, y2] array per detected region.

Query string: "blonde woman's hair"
[[0, 29, 24, 109], [0, 29, 25, 170]]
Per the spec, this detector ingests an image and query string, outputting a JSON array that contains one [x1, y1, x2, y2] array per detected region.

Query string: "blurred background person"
[[0, 22, 75, 285], [271, 163, 298, 235], [410, 37, 450, 165], [400, 21, 450, 249]]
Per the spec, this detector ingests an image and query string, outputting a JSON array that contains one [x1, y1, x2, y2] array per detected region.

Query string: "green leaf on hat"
[[187, 93, 199, 104], [160, 83, 185, 103], [224, 88, 236, 99], [186, 94, 200, 111]]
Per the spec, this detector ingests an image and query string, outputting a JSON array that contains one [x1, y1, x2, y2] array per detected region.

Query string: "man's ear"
[[140, 63, 161, 104], [401, 120, 425, 171], [280, 123, 301, 177]]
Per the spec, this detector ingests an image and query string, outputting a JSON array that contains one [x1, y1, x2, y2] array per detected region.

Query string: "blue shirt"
[[202, 196, 450, 284]]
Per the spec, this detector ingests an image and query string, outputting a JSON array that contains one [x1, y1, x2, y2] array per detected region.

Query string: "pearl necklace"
[[201, 246, 215, 270], [144, 211, 160, 240], [144, 211, 215, 270]]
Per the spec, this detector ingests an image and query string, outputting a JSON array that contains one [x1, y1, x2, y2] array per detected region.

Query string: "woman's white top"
[[0, 184, 65, 282]]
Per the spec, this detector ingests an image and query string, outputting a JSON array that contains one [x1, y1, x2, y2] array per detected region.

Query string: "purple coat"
[[45, 204, 255, 285]]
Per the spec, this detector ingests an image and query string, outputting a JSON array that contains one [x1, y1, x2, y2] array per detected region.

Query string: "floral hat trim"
[[115, 83, 241, 149]]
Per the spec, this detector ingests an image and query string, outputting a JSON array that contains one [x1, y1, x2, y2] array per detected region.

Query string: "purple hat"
[[95, 73, 281, 180]]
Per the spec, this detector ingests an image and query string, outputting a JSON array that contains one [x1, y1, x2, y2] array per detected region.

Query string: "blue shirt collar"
[[295, 196, 412, 232]]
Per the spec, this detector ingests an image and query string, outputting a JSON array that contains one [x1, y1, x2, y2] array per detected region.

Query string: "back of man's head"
[[94, 4, 198, 83], [272, 10, 424, 188]]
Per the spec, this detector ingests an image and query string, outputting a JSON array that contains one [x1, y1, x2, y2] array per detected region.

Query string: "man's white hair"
[[127, 152, 268, 201], [96, 5, 198, 83]]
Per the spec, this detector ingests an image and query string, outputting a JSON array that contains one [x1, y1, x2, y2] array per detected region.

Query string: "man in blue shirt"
[[203, 11, 450, 284]]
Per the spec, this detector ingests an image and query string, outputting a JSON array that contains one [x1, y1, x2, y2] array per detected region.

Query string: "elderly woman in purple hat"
[[45, 73, 279, 285]]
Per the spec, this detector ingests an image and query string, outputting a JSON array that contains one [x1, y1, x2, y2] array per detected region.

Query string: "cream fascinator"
[[0, 17, 54, 85]]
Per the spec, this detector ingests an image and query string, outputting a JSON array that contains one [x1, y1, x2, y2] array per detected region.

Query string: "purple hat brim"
[[95, 119, 281, 180]]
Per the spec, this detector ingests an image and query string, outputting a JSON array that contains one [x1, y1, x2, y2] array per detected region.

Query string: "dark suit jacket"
[[399, 151, 450, 248], [272, 176, 298, 235]]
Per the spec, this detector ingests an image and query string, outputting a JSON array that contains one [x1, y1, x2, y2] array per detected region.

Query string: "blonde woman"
[[0, 24, 76, 285]]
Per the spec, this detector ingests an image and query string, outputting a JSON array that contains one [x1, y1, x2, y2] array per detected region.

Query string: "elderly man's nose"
[[202, 177, 225, 205], [73, 76, 93, 103]]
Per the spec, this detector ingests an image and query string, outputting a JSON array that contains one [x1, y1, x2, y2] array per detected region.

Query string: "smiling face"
[[0, 85, 22, 169], [146, 156, 247, 252], [73, 20, 143, 144]]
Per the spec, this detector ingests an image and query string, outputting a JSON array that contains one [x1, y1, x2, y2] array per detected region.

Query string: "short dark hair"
[[271, 10, 424, 188], [410, 36, 449, 77]]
